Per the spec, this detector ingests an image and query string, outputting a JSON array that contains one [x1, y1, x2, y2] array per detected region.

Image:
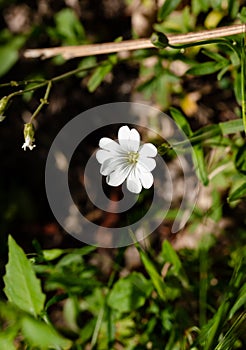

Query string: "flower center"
[[127, 151, 139, 164]]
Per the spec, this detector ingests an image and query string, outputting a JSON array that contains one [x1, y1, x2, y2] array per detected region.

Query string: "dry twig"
[[23, 24, 245, 60]]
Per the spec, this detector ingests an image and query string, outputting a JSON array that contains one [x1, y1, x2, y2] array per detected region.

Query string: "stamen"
[[128, 151, 139, 164]]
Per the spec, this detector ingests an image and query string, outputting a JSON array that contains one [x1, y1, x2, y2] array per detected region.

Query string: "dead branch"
[[23, 24, 245, 60]]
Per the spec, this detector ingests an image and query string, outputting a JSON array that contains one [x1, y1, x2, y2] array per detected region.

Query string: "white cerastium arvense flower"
[[22, 123, 36, 151], [96, 125, 157, 194]]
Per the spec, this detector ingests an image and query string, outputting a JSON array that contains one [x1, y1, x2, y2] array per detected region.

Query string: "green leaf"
[[21, 316, 71, 350], [228, 181, 246, 202], [139, 250, 167, 301], [219, 119, 244, 135], [170, 107, 192, 136], [239, 7, 246, 23], [3, 235, 45, 317], [229, 284, 246, 318], [187, 61, 226, 76], [228, 0, 240, 19], [170, 108, 209, 185], [42, 248, 64, 261], [217, 65, 230, 81], [199, 301, 231, 350], [161, 240, 189, 288], [202, 49, 228, 63], [214, 312, 246, 350], [192, 144, 209, 186], [87, 62, 113, 92], [45, 293, 68, 311], [0, 31, 26, 77], [235, 144, 246, 175], [107, 272, 152, 313], [54, 8, 85, 45], [158, 0, 182, 21], [76, 56, 97, 78], [191, 0, 210, 15], [0, 334, 16, 350]]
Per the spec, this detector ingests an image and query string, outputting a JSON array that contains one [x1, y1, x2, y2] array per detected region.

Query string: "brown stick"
[[23, 24, 245, 60]]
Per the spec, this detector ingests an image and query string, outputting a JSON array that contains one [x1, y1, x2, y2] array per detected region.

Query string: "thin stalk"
[[51, 63, 98, 83], [30, 80, 52, 122], [168, 38, 237, 51], [168, 38, 239, 62], [0, 79, 45, 88], [8, 81, 47, 99], [241, 34, 246, 133], [199, 245, 208, 327], [6, 63, 99, 102]]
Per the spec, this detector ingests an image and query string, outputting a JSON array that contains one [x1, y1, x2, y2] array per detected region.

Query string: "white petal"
[[126, 168, 142, 194], [139, 143, 157, 157], [99, 137, 121, 152], [106, 164, 131, 187], [139, 157, 156, 171], [96, 149, 112, 164], [139, 170, 154, 189], [118, 125, 130, 142], [129, 128, 140, 151], [100, 157, 126, 176], [118, 125, 140, 152]]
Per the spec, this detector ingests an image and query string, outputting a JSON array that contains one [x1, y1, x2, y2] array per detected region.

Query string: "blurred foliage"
[[1, 235, 245, 349]]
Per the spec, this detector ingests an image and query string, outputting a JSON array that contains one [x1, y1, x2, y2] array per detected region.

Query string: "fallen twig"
[[23, 24, 245, 60]]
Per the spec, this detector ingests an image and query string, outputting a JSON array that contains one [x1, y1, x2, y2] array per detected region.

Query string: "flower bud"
[[0, 96, 10, 122]]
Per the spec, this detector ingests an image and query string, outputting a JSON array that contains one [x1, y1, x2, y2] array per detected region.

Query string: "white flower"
[[96, 125, 157, 194], [22, 123, 36, 151], [22, 135, 36, 151]]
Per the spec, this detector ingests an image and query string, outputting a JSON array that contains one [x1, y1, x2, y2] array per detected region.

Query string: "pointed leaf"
[[107, 272, 152, 313], [87, 62, 113, 92], [21, 316, 72, 350], [139, 250, 167, 301], [192, 144, 209, 186], [170, 107, 192, 137], [3, 236, 45, 317], [161, 240, 189, 288], [158, 0, 182, 21], [187, 61, 226, 76], [228, 182, 246, 202]]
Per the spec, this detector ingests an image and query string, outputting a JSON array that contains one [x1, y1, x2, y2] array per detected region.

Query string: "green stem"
[[0, 79, 44, 88], [168, 38, 237, 54], [241, 36, 246, 133], [51, 63, 98, 83], [30, 80, 52, 122], [8, 81, 47, 99], [199, 245, 208, 327], [8, 63, 99, 99], [3, 62, 99, 123], [0, 79, 46, 88], [152, 32, 238, 54], [151, 32, 240, 65]]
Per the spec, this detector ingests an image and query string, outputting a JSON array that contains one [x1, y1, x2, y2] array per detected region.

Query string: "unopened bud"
[[0, 96, 10, 122]]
